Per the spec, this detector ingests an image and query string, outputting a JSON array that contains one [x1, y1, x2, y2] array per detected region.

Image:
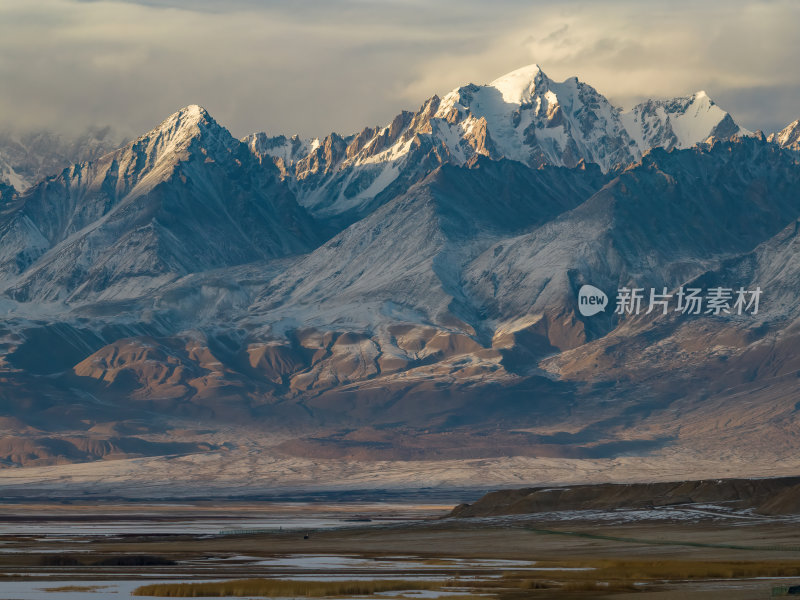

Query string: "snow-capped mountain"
[[228, 138, 798, 402], [0, 66, 798, 472], [464, 137, 800, 340], [768, 119, 800, 151], [248, 158, 605, 342], [0, 105, 320, 303], [621, 91, 745, 152], [433, 66, 747, 169], [431, 64, 637, 170], [245, 65, 747, 219]]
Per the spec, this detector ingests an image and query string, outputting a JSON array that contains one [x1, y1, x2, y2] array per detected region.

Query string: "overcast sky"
[[1, 0, 798, 140]]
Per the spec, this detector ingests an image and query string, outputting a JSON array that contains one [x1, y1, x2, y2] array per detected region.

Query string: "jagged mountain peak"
[[130, 104, 225, 157], [487, 63, 547, 104], [0, 102, 321, 302], [434, 64, 635, 171], [72, 104, 239, 203], [243, 131, 316, 178], [155, 104, 214, 130], [621, 88, 746, 153], [768, 119, 800, 149], [3, 71, 800, 470], [241, 65, 748, 221]]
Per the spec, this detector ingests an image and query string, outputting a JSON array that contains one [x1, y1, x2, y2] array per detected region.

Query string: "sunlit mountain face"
[[0, 65, 798, 489]]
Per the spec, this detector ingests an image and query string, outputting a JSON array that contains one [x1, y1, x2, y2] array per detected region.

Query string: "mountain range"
[[0, 64, 799, 484], [0, 126, 122, 193]]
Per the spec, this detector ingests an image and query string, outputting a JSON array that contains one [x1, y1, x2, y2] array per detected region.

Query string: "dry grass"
[[490, 576, 634, 597], [42, 585, 110, 592], [490, 559, 800, 597], [133, 578, 445, 597], [527, 559, 800, 581], [560, 581, 639, 592]]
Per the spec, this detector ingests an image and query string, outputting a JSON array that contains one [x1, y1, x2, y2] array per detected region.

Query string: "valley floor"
[[2, 499, 800, 599]]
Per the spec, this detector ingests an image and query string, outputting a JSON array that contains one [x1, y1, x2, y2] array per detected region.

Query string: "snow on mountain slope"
[[463, 137, 800, 345], [769, 119, 800, 151], [0, 157, 28, 191], [529, 203, 800, 461], [243, 100, 449, 220], [707, 217, 800, 321], [0, 126, 122, 192], [207, 159, 603, 401], [245, 132, 316, 177], [0, 105, 321, 303], [42, 137, 791, 413], [0, 75, 795, 471], [433, 64, 637, 170], [248, 158, 604, 335], [621, 91, 747, 152], [247, 136, 795, 359], [246, 65, 746, 219]]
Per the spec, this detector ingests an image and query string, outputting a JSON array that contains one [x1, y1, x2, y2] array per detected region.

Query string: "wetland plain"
[[3, 493, 800, 600]]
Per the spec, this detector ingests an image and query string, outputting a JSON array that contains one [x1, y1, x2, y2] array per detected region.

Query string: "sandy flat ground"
[[2, 442, 800, 502]]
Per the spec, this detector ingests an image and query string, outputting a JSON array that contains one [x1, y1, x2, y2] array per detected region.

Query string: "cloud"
[[403, 0, 800, 134], [0, 0, 797, 140]]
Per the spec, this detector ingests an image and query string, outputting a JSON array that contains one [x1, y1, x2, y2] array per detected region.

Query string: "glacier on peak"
[[435, 64, 745, 169], [242, 64, 747, 217], [487, 63, 545, 104], [621, 90, 750, 153]]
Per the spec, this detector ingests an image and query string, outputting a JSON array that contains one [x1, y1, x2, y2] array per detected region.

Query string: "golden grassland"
[[523, 558, 800, 580], [131, 560, 800, 598], [133, 579, 447, 597], [491, 559, 800, 597]]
